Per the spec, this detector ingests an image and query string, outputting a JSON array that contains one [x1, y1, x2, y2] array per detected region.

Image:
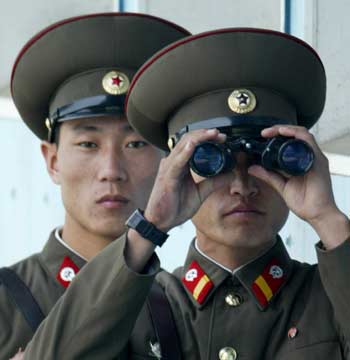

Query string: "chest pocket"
[[281, 341, 343, 360], [275, 267, 346, 359]]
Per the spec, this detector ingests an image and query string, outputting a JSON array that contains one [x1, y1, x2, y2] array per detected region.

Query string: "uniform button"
[[225, 293, 243, 307], [219, 347, 238, 360]]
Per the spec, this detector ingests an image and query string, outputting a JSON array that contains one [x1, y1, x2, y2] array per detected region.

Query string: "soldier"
[[1, 13, 189, 359], [23, 29, 350, 359]]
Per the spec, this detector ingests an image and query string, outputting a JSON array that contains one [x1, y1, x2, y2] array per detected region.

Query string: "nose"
[[229, 170, 258, 197], [97, 148, 128, 182], [229, 153, 258, 198]]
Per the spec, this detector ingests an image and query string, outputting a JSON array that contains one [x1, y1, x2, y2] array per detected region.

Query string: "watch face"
[[126, 209, 168, 247], [126, 209, 143, 229]]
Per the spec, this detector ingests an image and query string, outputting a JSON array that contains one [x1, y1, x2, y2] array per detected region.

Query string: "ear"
[[41, 141, 60, 184]]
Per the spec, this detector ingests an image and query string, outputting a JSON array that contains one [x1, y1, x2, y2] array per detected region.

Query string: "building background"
[[1, 0, 350, 270]]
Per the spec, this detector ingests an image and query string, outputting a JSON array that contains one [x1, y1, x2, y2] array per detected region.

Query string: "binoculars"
[[189, 136, 314, 177]]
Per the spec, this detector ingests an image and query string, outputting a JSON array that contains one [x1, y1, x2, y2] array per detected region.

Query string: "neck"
[[61, 216, 116, 261], [196, 231, 275, 271]]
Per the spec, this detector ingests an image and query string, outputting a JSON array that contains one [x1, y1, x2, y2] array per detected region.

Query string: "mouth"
[[223, 205, 264, 217], [96, 194, 130, 209]]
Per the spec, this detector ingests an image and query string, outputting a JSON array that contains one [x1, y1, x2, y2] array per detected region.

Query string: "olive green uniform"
[[0, 230, 86, 360], [24, 234, 350, 359]]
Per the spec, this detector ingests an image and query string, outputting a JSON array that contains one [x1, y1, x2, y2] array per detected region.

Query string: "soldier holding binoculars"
[[23, 28, 350, 360]]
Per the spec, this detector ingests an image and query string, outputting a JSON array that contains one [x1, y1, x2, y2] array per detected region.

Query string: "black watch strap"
[[126, 209, 168, 247]]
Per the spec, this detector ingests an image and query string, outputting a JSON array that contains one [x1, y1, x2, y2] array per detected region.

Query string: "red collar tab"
[[182, 260, 213, 304], [56, 256, 80, 288], [251, 258, 285, 308]]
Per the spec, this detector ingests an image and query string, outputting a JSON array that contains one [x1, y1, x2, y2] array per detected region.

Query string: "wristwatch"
[[126, 209, 168, 247]]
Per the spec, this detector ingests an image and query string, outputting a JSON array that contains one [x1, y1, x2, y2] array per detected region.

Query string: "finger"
[[248, 165, 287, 196], [262, 125, 314, 143], [176, 128, 227, 151], [278, 127, 326, 162], [167, 129, 227, 178], [166, 139, 197, 179], [261, 124, 306, 137], [261, 125, 326, 160]]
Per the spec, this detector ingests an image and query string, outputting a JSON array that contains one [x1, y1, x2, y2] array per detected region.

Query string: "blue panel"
[[119, 0, 125, 12], [284, 0, 292, 34], [284, 0, 305, 38], [119, 0, 138, 12]]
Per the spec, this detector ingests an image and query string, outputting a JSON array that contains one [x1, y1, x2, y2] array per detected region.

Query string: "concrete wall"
[[0, 0, 117, 94], [302, 0, 350, 155], [317, 0, 350, 145], [137, 0, 281, 33]]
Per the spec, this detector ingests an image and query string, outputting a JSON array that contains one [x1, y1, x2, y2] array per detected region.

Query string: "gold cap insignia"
[[45, 118, 52, 131], [167, 136, 176, 151], [228, 89, 256, 114], [102, 71, 130, 95], [45, 117, 55, 142]]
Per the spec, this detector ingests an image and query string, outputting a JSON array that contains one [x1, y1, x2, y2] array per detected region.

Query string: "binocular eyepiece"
[[189, 136, 314, 177]]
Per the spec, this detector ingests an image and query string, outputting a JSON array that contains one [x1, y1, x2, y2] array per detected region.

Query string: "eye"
[[77, 141, 98, 148], [125, 140, 148, 149]]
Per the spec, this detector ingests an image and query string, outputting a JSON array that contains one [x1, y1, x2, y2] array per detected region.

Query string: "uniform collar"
[[181, 236, 293, 311], [194, 237, 277, 275], [54, 227, 88, 261], [39, 229, 87, 290]]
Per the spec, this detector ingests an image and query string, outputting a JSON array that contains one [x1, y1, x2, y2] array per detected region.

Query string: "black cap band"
[[47, 94, 125, 142]]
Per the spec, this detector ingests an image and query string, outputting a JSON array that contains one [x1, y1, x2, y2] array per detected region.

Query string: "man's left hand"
[[248, 125, 350, 249]]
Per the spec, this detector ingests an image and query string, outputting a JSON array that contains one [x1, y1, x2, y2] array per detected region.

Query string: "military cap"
[[11, 13, 190, 141], [126, 28, 326, 151]]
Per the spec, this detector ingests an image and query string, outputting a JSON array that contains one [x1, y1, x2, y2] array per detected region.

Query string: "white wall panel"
[[0, 116, 64, 266]]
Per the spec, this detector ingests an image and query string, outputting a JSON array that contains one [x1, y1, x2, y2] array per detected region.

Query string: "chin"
[[224, 228, 267, 246], [222, 220, 260, 233], [90, 221, 125, 240]]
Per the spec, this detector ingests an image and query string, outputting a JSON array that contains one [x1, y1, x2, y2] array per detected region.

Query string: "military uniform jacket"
[[24, 235, 350, 360], [0, 230, 85, 360]]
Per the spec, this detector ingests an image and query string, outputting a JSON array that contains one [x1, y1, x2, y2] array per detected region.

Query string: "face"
[[42, 115, 162, 241], [192, 152, 289, 251]]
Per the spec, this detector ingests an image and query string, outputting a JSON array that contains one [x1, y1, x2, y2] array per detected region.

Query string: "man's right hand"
[[125, 129, 232, 272], [144, 128, 231, 233]]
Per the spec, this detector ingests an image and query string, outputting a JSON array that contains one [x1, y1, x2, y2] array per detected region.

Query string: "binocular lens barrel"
[[278, 140, 314, 175], [190, 142, 227, 177], [190, 137, 314, 177]]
